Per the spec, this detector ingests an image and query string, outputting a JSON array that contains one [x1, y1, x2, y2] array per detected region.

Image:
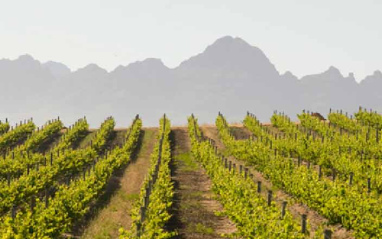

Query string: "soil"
[[168, 128, 237, 239]]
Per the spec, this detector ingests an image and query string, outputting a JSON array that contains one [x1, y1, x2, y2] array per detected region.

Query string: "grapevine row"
[[189, 114, 305, 239], [0, 119, 10, 135], [294, 113, 382, 192], [0, 120, 35, 154], [0, 115, 141, 238], [120, 115, 175, 239], [0, 117, 114, 216], [0, 119, 64, 179], [218, 113, 382, 237]]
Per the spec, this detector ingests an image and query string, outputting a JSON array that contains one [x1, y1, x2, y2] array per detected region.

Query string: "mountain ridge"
[[0, 36, 381, 127], [2, 41, 379, 84]]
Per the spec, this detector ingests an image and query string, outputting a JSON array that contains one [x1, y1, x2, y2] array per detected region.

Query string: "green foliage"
[[0, 121, 10, 135], [0, 119, 64, 179], [92, 117, 116, 154], [188, 115, 304, 239], [191, 223, 214, 235], [296, 112, 382, 192], [355, 108, 382, 128], [23, 120, 63, 153], [0, 121, 35, 153], [230, 113, 382, 238], [0, 117, 114, 216], [0, 117, 142, 238], [120, 116, 175, 239], [54, 118, 89, 152], [328, 113, 360, 133], [0, 118, 86, 180]]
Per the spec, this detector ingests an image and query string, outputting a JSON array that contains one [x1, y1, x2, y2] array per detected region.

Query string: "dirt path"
[[200, 126, 353, 239], [168, 128, 236, 239], [80, 128, 157, 239]]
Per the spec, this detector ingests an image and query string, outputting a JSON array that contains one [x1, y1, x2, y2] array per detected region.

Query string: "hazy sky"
[[0, 0, 381, 81]]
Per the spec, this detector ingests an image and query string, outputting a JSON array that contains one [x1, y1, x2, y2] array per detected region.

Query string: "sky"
[[0, 0, 381, 82]]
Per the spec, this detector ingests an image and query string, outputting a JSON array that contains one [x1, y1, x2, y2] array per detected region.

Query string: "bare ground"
[[230, 126, 252, 140], [200, 126, 354, 239], [168, 128, 237, 239], [77, 128, 157, 239]]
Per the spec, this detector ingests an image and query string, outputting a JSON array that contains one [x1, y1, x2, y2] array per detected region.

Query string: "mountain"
[[0, 36, 380, 127], [360, 70, 382, 90], [0, 55, 54, 112], [42, 61, 71, 79], [359, 71, 382, 109], [299, 66, 360, 113], [177, 36, 279, 80]]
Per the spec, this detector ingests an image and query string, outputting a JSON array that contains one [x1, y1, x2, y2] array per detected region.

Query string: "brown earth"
[[168, 128, 237, 239]]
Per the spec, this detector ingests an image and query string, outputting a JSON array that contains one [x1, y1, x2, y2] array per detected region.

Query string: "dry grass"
[[79, 129, 157, 239]]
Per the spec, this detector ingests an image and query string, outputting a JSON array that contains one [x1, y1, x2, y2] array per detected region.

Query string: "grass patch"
[[120, 192, 139, 202], [137, 129, 156, 157], [176, 152, 198, 171], [187, 223, 215, 235], [189, 191, 203, 199], [180, 190, 204, 201], [179, 200, 203, 211], [84, 220, 118, 239]]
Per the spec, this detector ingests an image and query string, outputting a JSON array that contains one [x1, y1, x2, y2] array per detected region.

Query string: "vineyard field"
[[0, 108, 381, 238]]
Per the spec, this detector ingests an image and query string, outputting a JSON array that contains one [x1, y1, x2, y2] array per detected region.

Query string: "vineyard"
[[0, 107, 381, 238]]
